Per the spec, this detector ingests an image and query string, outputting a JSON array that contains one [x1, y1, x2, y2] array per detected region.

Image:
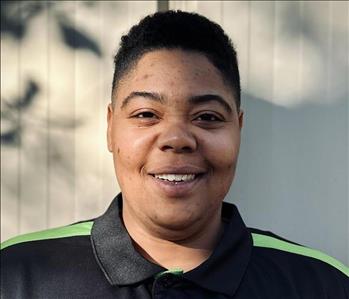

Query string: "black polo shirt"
[[1, 193, 348, 298]]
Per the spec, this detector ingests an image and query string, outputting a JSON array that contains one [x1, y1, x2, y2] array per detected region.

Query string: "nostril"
[[161, 145, 173, 151], [161, 144, 194, 153], [181, 146, 194, 152]]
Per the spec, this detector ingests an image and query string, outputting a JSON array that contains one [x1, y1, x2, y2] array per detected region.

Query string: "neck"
[[122, 206, 224, 272]]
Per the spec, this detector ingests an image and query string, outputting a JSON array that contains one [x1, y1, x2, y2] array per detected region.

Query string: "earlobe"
[[107, 104, 114, 152]]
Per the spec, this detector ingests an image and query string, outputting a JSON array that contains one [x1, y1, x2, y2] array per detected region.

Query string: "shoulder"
[[1, 221, 96, 297], [247, 228, 349, 295], [1, 221, 94, 266], [249, 227, 348, 276], [1, 220, 93, 252]]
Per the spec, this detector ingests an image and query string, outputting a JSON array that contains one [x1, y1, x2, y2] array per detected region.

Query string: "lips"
[[148, 165, 207, 197], [148, 165, 206, 176], [153, 173, 196, 182]]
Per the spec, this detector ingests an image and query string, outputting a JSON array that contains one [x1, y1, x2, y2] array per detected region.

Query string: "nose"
[[157, 123, 198, 153]]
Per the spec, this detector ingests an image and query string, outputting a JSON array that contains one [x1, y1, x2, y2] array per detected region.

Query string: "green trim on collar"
[[155, 267, 184, 279], [1, 221, 93, 250], [252, 233, 349, 277]]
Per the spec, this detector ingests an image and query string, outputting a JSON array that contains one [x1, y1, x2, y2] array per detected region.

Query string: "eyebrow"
[[121, 91, 233, 114], [188, 94, 233, 114], [121, 91, 164, 109]]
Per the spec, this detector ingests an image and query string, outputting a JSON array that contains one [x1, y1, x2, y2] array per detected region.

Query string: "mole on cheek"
[[117, 148, 120, 154], [226, 160, 236, 170]]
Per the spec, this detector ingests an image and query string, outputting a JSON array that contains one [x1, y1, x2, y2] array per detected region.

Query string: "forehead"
[[115, 49, 235, 106], [135, 49, 216, 74]]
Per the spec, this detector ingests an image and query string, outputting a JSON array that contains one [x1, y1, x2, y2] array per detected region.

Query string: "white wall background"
[[1, 1, 348, 265]]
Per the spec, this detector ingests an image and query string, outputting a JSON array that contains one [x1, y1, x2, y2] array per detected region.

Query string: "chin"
[[152, 212, 199, 231]]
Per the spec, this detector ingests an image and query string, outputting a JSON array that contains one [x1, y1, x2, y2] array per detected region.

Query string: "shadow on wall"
[[1, 1, 102, 146], [1, 0, 156, 241], [228, 92, 348, 264], [221, 1, 348, 263]]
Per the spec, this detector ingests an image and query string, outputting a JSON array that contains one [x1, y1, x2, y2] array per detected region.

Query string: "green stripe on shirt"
[[1, 221, 93, 250], [252, 233, 349, 277], [2, 224, 347, 278]]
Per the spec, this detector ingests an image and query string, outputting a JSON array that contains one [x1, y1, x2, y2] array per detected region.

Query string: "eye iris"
[[200, 114, 217, 121], [139, 112, 154, 118]]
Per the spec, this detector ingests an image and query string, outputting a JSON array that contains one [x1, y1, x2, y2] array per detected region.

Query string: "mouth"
[[148, 166, 207, 198], [147, 165, 208, 197], [151, 173, 201, 184]]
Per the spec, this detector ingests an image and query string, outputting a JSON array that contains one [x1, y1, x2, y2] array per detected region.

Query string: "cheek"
[[113, 127, 155, 169], [204, 131, 240, 171], [201, 131, 240, 200]]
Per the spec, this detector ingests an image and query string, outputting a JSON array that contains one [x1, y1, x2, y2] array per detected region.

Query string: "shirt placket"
[[152, 269, 184, 299]]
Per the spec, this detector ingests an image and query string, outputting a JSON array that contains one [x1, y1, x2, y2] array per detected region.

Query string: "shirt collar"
[[183, 201, 252, 296], [91, 193, 252, 296], [91, 194, 164, 285]]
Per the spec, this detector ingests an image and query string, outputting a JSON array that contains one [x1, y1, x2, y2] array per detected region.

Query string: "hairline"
[[111, 47, 240, 110]]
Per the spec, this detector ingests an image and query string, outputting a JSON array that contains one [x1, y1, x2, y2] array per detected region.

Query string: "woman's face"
[[107, 49, 243, 237]]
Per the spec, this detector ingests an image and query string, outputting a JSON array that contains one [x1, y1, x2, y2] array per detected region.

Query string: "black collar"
[[91, 193, 252, 297]]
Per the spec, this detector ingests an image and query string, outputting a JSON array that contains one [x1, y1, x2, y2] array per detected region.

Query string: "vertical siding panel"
[[96, 1, 104, 215], [74, 2, 104, 221], [220, 2, 250, 213], [237, 1, 275, 216], [128, 1, 157, 21], [334, 0, 348, 262], [170, 1, 198, 12], [72, 2, 78, 223], [329, 1, 348, 102], [270, 0, 308, 236], [18, 3, 49, 234], [17, 2, 24, 234], [46, 1, 51, 230], [321, 0, 348, 259], [347, 1, 349, 263], [308, 0, 334, 251], [196, 1, 222, 24], [96, 1, 106, 216], [272, 1, 324, 240], [1, 2, 21, 241], [99, 1, 121, 212], [47, 2, 76, 228], [220, 2, 250, 99], [248, 1, 275, 102]]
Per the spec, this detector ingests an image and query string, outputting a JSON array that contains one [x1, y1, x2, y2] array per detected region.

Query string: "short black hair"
[[111, 10, 241, 109]]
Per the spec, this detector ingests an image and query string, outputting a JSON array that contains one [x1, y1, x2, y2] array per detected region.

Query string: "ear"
[[107, 103, 114, 152], [238, 109, 244, 130]]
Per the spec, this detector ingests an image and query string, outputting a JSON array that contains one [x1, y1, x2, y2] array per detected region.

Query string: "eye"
[[195, 113, 222, 122], [129, 110, 160, 126], [133, 111, 158, 119]]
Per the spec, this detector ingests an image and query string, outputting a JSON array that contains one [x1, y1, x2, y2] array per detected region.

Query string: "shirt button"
[[162, 275, 173, 287], [160, 273, 182, 288]]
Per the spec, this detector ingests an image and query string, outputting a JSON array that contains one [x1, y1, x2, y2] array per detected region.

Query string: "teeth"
[[154, 174, 196, 182]]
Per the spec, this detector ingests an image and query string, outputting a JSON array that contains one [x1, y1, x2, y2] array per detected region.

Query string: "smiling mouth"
[[148, 171, 206, 197], [152, 173, 198, 183]]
